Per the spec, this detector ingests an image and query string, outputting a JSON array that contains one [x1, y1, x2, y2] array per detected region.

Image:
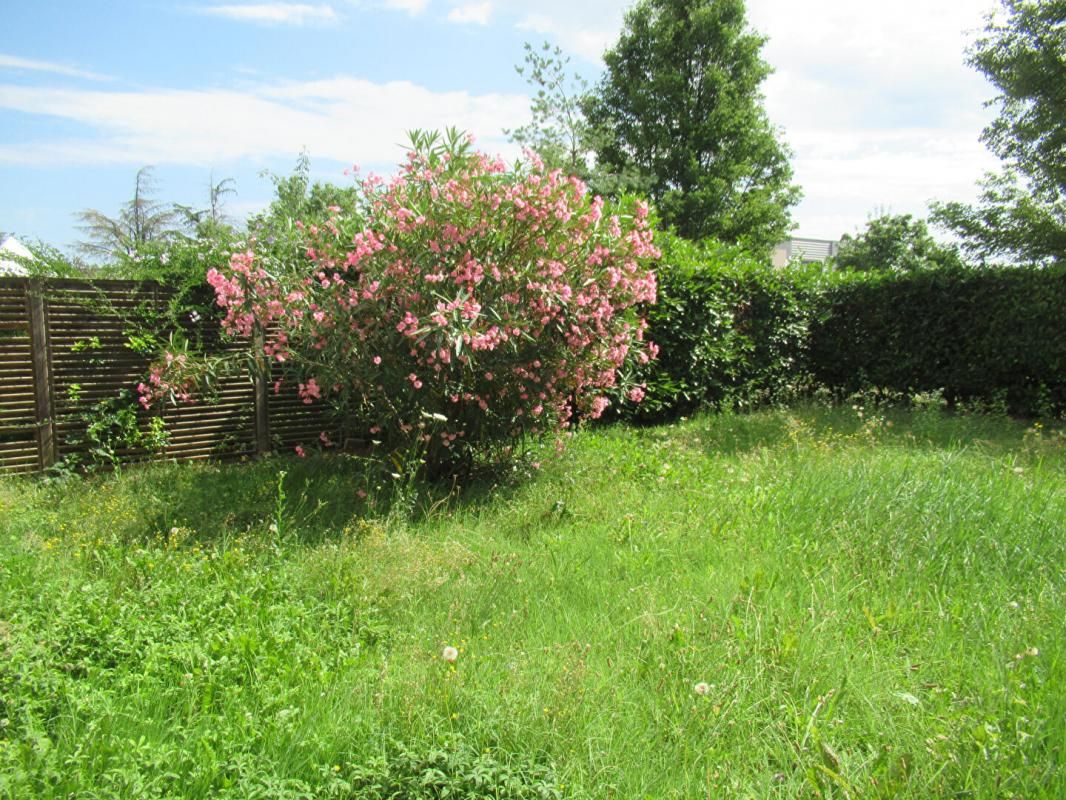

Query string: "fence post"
[[27, 280, 57, 469], [253, 324, 271, 456]]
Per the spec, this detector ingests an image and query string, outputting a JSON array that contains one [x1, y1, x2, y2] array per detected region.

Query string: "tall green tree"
[[835, 213, 963, 272], [76, 167, 181, 261], [506, 42, 647, 197], [253, 151, 359, 229], [506, 42, 592, 177], [584, 0, 800, 250], [174, 173, 238, 240], [931, 0, 1066, 264]]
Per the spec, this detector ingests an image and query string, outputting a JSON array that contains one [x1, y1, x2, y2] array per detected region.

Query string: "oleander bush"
[[144, 130, 659, 474], [140, 140, 1066, 469]]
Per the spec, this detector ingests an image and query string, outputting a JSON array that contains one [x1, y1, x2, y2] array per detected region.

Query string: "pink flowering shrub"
[[149, 129, 659, 472]]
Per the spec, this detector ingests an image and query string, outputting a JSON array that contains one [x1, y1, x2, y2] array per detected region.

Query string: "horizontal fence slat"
[[0, 440, 37, 454]]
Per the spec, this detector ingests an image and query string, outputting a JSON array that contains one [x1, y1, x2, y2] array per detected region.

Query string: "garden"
[[2, 0, 1066, 796]]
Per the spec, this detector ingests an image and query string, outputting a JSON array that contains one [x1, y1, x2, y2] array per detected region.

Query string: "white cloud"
[[784, 127, 998, 238], [380, 0, 428, 15], [511, 1, 624, 63], [199, 3, 337, 25], [0, 77, 528, 167], [748, 0, 997, 90], [744, 0, 1001, 236], [515, 13, 551, 34], [447, 2, 492, 26], [0, 53, 111, 82]]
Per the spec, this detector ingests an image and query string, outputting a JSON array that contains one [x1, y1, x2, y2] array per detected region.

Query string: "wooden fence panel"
[[159, 348, 257, 462], [268, 386, 333, 452], [262, 321, 335, 454], [45, 281, 159, 466], [0, 281, 38, 474], [0, 277, 328, 474]]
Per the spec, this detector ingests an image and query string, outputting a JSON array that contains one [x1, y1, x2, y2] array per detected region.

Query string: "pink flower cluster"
[[206, 251, 287, 339], [137, 352, 194, 409], [168, 133, 658, 467]]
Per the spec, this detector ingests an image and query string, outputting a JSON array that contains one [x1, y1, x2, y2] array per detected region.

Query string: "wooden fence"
[[0, 278, 327, 475]]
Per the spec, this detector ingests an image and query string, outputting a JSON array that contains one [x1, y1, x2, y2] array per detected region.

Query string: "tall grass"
[[1, 406, 1063, 798]]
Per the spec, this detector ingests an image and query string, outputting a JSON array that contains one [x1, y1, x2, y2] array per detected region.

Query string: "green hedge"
[[809, 264, 1066, 415], [629, 234, 820, 419], [632, 236, 1066, 419]]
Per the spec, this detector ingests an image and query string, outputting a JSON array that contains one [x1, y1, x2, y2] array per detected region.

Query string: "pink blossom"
[[298, 378, 322, 404]]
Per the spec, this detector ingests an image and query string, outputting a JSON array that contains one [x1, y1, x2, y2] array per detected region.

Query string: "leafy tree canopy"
[[254, 151, 360, 227], [931, 0, 1066, 265], [584, 0, 800, 250], [174, 173, 238, 241], [76, 167, 182, 262], [835, 213, 963, 272], [506, 42, 592, 178]]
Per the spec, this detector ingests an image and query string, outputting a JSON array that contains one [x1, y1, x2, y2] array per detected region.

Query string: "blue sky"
[[1, 0, 1001, 254]]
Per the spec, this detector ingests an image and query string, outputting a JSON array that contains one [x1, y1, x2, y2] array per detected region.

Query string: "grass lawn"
[[1, 406, 1064, 798]]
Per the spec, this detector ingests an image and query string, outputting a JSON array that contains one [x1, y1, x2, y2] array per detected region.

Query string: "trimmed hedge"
[[629, 234, 819, 419], [809, 264, 1066, 415], [632, 235, 1066, 420]]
